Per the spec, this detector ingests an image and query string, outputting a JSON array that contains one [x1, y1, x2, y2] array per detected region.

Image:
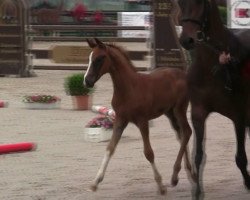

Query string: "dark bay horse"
[[177, 0, 250, 197], [84, 38, 195, 194]]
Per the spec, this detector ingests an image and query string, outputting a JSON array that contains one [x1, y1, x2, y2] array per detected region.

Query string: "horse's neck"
[[189, 0, 247, 82], [191, 46, 217, 74], [108, 49, 137, 95], [207, 0, 229, 50], [208, 1, 248, 62]]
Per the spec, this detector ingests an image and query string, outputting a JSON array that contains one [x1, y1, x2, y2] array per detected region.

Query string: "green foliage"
[[64, 73, 94, 96], [218, 6, 227, 25]]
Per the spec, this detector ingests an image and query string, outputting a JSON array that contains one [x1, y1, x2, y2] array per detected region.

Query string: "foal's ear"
[[86, 39, 96, 48], [94, 38, 106, 49]]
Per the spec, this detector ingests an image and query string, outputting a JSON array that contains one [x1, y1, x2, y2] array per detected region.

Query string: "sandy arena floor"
[[0, 70, 249, 200]]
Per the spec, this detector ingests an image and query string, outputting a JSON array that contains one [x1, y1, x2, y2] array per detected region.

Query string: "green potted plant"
[[64, 73, 94, 110]]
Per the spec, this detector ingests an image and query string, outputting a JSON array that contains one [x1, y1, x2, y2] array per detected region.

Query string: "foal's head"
[[178, 0, 210, 50], [84, 38, 112, 88]]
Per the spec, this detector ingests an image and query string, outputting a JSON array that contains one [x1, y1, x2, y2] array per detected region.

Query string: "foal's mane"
[[106, 43, 136, 72]]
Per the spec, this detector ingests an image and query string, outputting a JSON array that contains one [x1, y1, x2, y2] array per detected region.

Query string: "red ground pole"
[[0, 142, 36, 154]]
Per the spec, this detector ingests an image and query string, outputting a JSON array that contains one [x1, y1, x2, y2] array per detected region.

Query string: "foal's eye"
[[93, 55, 105, 69]]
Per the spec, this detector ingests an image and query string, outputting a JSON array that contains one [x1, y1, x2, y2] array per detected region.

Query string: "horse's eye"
[[93, 55, 105, 69]]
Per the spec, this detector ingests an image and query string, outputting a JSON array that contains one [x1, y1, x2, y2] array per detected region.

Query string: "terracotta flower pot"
[[71, 95, 92, 110]]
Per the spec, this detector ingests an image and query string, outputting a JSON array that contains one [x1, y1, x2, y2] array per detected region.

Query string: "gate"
[[152, 0, 186, 70], [0, 0, 30, 76]]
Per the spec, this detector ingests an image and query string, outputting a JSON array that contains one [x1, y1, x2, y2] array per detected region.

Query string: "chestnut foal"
[[84, 38, 195, 194]]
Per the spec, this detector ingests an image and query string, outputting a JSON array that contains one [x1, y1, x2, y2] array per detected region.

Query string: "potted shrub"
[[64, 73, 94, 110]]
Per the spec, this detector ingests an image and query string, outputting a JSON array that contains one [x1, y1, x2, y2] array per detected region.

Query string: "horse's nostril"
[[187, 37, 194, 45], [84, 78, 94, 88], [180, 37, 195, 50], [84, 78, 90, 87]]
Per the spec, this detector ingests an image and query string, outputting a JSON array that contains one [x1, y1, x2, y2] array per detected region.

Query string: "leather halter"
[[181, 0, 210, 42]]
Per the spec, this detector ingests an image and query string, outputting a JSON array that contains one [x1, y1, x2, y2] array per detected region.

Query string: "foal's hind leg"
[[169, 105, 193, 186], [165, 109, 195, 186], [90, 118, 128, 191], [165, 109, 193, 182], [136, 120, 166, 194]]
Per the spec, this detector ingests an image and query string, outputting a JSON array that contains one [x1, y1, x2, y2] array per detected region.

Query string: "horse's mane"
[[107, 43, 136, 72]]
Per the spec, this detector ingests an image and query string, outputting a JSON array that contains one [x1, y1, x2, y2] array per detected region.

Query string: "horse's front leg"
[[90, 118, 128, 191], [136, 120, 166, 195], [191, 104, 209, 199], [234, 120, 250, 189]]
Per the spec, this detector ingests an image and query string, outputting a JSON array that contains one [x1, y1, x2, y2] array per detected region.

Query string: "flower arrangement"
[[22, 95, 61, 104], [86, 115, 113, 130]]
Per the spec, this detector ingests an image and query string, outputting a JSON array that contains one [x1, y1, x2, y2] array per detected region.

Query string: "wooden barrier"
[[30, 25, 146, 31], [29, 24, 149, 71], [31, 37, 146, 42], [28, 18, 150, 71], [30, 48, 148, 60], [29, 25, 147, 42]]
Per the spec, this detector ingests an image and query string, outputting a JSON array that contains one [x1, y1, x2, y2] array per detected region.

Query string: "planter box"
[[84, 127, 112, 143], [23, 101, 61, 109]]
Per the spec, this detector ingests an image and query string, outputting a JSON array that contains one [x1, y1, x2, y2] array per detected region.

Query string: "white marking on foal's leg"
[[151, 162, 166, 195], [84, 51, 93, 86], [90, 150, 110, 191]]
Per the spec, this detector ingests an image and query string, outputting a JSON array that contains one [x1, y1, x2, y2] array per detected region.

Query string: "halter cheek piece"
[[181, 0, 210, 42]]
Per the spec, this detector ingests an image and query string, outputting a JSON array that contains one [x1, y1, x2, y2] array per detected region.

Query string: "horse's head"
[[178, 0, 210, 50], [84, 38, 112, 88]]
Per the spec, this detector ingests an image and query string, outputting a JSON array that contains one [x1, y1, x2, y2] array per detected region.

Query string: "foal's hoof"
[[171, 176, 179, 186], [90, 184, 98, 192], [159, 186, 167, 195], [171, 178, 179, 186]]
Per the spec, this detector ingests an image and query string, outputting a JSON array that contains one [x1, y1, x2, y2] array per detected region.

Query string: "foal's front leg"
[[137, 120, 166, 195], [90, 118, 128, 191]]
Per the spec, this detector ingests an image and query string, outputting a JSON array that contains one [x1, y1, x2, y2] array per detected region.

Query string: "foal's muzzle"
[[84, 77, 95, 88]]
